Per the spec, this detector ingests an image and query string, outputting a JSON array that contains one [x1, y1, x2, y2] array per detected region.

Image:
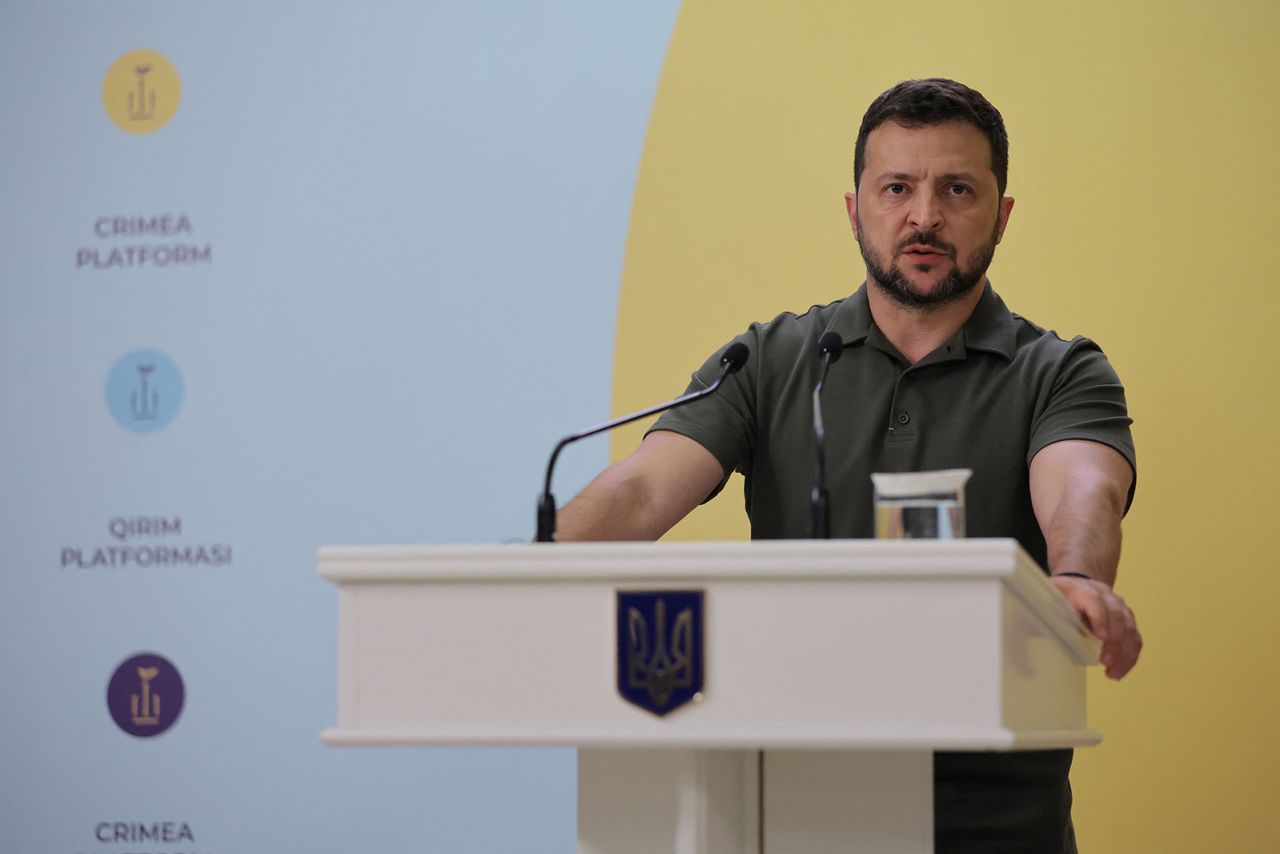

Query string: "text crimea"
[[81, 819, 210, 854], [95, 820, 195, 843], [76, 213, 212, 271]]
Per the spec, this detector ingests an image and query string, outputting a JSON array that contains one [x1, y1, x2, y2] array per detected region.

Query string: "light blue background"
[[0, 3, 681, 851]]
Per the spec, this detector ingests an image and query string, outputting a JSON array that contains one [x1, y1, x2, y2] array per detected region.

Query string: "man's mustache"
[[896, 232, 956, 256]]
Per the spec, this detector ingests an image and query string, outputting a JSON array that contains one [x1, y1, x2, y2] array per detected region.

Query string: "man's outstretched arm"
[[556, 430, 725, 542], [1030, 439, 1142, 680]]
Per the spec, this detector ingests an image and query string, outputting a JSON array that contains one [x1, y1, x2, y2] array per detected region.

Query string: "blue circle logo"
[[106, 349, 183, 433], [106, 652, 186, 738]]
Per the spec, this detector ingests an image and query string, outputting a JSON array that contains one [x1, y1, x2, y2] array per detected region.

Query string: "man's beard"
[[860, 226, 998, 310]]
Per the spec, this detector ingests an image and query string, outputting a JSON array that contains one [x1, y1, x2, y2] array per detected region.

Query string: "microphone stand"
[[810, 332, 843, 539]]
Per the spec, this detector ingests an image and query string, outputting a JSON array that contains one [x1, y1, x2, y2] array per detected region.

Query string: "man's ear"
[[845, 190, 860, 242], [995, 195, 1015, 244]]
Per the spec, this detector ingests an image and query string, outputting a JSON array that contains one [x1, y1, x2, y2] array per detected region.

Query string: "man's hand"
[[1051, 574, 1142, 680]]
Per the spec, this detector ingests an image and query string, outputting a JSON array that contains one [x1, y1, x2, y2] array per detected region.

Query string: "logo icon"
[[106, 349, 184, 433], [106, 653, 185, 738], [616, 590, 704, 717], [103, 50, 181, 134]]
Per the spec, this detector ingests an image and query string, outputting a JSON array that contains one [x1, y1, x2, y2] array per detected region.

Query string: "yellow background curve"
[[612, 1, 1280, 849]]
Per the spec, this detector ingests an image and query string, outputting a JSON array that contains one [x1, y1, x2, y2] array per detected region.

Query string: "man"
[[559, 78, 1141, 852]]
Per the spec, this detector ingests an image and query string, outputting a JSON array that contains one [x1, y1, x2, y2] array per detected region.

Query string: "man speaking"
[[558, 78, 1142, 852]]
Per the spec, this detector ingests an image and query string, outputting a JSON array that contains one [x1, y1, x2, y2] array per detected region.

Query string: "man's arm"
[[556, 430, 725, 542], [1029, 439, 1142, 679]]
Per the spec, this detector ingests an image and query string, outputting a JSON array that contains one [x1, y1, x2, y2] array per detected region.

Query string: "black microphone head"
[[720, 341, 750, 373], [818, 331, 844, 364]]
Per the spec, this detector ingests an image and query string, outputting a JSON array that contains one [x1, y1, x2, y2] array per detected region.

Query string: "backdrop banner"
[[0, 3, 680, 852]]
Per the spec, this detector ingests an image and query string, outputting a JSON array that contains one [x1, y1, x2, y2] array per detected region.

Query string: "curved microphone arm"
[[536, 342, 748, 543]]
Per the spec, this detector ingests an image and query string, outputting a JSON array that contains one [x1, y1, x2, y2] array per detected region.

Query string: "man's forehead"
[[863, 120, 994, 178]]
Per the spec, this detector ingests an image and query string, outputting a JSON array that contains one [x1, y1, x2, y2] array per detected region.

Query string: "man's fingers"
[[1106, 606, 1143, 679], [1051, 575, 1142, 679], [1097, 593, 1141, 679]]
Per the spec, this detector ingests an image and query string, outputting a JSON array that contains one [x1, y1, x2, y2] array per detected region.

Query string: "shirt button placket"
[[887, 369, 914, 439]]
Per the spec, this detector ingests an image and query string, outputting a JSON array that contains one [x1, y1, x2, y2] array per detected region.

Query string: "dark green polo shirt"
[[652, 281, 1136, 569], [651, 281, 1136, 853]]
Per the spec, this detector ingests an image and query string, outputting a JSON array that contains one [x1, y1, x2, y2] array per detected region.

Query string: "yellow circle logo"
[[103, 50, 181, 134]]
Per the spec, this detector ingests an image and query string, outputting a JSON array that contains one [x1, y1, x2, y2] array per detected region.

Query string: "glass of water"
[[870, 469, 972, 539]]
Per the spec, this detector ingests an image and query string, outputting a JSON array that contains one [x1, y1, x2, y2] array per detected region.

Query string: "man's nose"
[[908, 189, 943, 233]]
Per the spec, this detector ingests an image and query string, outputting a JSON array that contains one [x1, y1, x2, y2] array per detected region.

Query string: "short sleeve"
[[1027, 337, 1137, 511], [646, 333, 759, 501]]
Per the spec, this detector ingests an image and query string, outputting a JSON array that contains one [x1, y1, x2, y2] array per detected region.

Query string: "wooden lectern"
[[319, 539, 1099, 854]]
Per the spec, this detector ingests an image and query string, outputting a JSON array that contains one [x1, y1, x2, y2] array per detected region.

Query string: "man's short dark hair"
[[854, 78, 1009, 196]]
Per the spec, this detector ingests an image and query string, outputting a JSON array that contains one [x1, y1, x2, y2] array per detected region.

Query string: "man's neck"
[[865, 278, 986, 364]]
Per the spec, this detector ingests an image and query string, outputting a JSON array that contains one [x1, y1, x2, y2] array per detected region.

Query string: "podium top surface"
[[319, 537, 1039, 582]]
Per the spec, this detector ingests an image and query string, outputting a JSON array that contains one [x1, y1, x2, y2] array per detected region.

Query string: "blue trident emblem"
[[616, 590, 704, 716]]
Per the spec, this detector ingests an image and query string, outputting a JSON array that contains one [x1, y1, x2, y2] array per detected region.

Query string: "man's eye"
[[948, 184, 970, 195], [886, 183, 906, 195]]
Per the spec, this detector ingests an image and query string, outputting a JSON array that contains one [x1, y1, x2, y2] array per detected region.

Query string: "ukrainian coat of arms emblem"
[[616, 590, 704, 716]]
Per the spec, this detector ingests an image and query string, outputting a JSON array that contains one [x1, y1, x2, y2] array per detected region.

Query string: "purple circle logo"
[[106, 653, 185, 738]]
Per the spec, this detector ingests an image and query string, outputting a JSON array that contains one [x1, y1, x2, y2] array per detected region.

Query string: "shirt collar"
[[827, 280, 1017, 362]]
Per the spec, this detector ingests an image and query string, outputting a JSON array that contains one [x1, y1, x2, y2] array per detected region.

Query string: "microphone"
[[811, 331, 843, 539], [535, 341, 749, 542]]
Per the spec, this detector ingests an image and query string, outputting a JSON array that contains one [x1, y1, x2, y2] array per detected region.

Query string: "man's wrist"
[[1052, 571, 1094, 581]]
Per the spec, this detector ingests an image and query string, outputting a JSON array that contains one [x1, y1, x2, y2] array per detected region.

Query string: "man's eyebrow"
[[872, 171, 983, 183]]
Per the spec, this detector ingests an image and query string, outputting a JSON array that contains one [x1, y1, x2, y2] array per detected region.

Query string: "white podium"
[[319, 539, 1099, 854]]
